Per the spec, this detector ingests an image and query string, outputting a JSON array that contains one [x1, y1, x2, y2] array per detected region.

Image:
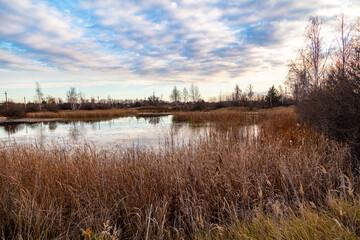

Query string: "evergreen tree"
[[265, 85, 280, 107]]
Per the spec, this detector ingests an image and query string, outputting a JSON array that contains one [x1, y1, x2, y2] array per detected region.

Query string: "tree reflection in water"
[[0, 115, 242, 148], [48, 122, 58, 131], [148, 117, 160, 125], [2, 124, 25, 135], [68, 122, 86, 141], [136, 116, 161, 125]]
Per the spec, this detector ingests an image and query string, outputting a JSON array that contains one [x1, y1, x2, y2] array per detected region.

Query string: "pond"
[[0, 115, 259, 149]]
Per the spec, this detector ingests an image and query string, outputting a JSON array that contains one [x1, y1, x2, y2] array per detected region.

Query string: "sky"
[[0, 0, 359, 102]]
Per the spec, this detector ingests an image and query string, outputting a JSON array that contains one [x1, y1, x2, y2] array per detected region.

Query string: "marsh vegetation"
[[1, 107, 359, 239]]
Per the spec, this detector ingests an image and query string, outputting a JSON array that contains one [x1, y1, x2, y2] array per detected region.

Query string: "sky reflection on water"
[[0, 116, 209, 149], [0, 115, 259, 149]]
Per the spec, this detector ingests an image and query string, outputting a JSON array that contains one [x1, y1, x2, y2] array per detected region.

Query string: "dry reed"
[[0, 107, 358, 239], [26, 109, 138, 120], [173, 108, 261, 129]]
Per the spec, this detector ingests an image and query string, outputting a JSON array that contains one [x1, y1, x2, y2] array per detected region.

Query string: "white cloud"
[[0, 0, 359, 100], [0, 49, 52, 71]]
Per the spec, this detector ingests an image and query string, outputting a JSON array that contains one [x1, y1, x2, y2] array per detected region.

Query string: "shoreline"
[[0, 113, 173, 124], [0, 118, 62, 124]]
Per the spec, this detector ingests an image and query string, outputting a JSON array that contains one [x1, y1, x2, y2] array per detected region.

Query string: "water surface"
[[0, 116, 206, 149], [0, 115, 259, 149]]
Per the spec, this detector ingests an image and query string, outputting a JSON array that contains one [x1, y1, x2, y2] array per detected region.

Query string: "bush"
[[296, 62, 360, 160], [0, 103, 26, 118], [82, 103, 94, 110], [58, 103, 72, 110], [191, 100, 206, 111], [44, 103, 59, 112], [25, 103, 39, 113]]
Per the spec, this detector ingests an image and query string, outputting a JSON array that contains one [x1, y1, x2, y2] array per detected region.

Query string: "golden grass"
[[172, 108, 260, 127], [0, 107, 358, 239], [26, 108, 138, 120], [172, 107, 287, 129], [199, 198, 360, 239], [136, 106, 174, 113]]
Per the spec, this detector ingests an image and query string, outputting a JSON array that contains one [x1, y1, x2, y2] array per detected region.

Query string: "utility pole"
[[24, 97, 27, 110], [4, 91, 7, 110]]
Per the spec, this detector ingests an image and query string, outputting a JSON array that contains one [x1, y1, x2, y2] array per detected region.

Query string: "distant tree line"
[[0, 80, 294, 118], [167, 83, 292, 110]]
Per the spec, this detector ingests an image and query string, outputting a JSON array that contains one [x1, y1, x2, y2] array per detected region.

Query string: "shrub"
[[296, 61, 360, 160], [44, 103, 59, 112], [82, 103, 94, 110], [191, 100, 206, 111], [0, 103, 26, 118], [58, 103, 72, 110], [25, 103, 39, 113]]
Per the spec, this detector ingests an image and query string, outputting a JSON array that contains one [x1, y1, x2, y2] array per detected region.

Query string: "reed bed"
[[26, 109, 138, 120], [172, 108, 261, 129], [0, 107, 358, 239], [136, 106, 174, 113]]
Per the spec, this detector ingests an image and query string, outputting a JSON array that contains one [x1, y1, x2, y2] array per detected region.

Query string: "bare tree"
[[286, 16, 327, 94], [287, 48, 311, 101], [182, 87, 189, 104], [78, 91, 85, 109], [356, 17, 360, 46], [247, 84, 254, 100], [67, 87, 78, 110], [170, 86, 181, 105], [247, 84, 254, 107], [90, 97, 96, 109], [208, 96, 217, 103], [147, 92, 160, 106], [278, 85, 285, 105], [46, 95, 56, 104], [190, 84, 200, 102], [35, 82, 44, 111], [107, 94, 112, 108], [305, 16, 327, 88], [232, 84, 242, 106], [288, 21, 326, 100], [218, 91, 223, 102], [334, 14, 356, 75]]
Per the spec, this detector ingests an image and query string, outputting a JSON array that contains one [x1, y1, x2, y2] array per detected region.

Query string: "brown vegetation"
[[296, 62, 360, 160], [0, 103, 27, 118], [26, 108, 138, 120], [1, 107, 358, 239], [136, 106, 175, 113], [173, 108, 261, 127], [287, 14, 359, 161]]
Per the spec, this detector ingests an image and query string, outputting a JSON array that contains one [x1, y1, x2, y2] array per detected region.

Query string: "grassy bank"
[[26, 109, 138, 120], [199, 198, 360, 239], [173, 109, 259, 126], [172, 107, 285, 129], [0, 107, 358, 239]]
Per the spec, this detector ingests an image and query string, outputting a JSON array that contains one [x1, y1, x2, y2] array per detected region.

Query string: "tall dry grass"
[[200, 198, 360, 239], [173, 108, 261, 130], [136, 106, 174, 113], [26, 109, 138, 120], [0, 107, 358, 239]]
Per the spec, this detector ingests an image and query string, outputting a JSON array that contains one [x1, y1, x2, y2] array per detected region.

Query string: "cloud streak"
[[0, 0, 359, 100]]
